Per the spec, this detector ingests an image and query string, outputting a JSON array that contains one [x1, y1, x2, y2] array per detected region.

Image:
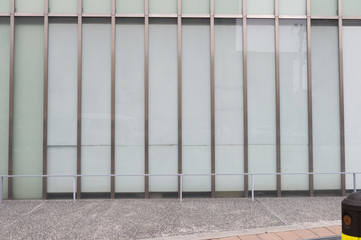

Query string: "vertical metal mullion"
[[242, 0, 248, 198], [306, 0, 314, 197], [210, 0, 215, 198], [42, 0, 49, 200], [275, 0, 281, 197], [8, 0, 15, 200], [76, 0, 82, 200], [177, 0, 183, 199], [338, 0, 346, 196], [111, 0, 116, 199], [144, 0, 149, 199]]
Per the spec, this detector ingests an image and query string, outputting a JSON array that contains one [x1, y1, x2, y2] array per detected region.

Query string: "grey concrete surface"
[[0, 197, 343, 240]]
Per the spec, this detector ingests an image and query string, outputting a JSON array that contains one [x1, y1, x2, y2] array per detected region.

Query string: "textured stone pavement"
[[0, 197, 343, 240]]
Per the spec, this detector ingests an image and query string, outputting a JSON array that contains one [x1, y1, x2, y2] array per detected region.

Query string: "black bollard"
[[342, 192, 361, 239]]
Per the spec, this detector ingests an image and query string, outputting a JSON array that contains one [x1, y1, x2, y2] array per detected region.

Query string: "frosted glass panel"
[[115, 18, 144, 193], [49, 0, 77, 13], [82, 19, 111, 192], [0, 18, 9, 199], [115, 146, 144, 192], [279, 0, 306, 15], [182, 0, 209, 14], [279, 20, 308, 190], [0, 0, 10, 12], [311, 20, 340, 190], [47, 147, 76, 193], [183, 146, 211, 191], [149, 19, 178, 192], [182, 19, 211, 191], [48, 18, 77, 146], [247, 19, 276, 190], [149, 147, 178, 192], [13, 18, 44, 199], [343, 0, 361, 16], [215, 0, 242, 14], [247, 0, 274, 15], [81, 146, 111, 192], [83, 0, 111, 14], [16, 0, 44, 13], [343, 21, 361, 190], [116, 0, 144, 14], [150, 0, 177, 14], [311, 0, 338, 16], [215, 19, 243, 191]]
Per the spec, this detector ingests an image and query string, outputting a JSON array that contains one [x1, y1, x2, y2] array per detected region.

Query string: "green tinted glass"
[[182, 0, 209, 14], [343, 0, 361, 16], [116, 0, 144, 14], [311, 0, 338, 16], [215, 0, 242, 14]]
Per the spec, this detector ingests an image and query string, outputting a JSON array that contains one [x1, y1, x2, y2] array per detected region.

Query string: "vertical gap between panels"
[[43, 0, 49, 200], [144, 0, 149, 199], [275, 0, 281, 198], [242, 0, 249, 198], [111, 0, 116, 199], [210, 0, 216, 198], [177, 0, 183, 199], [76, 0, 83, 200], [8, 0, 15, 200]]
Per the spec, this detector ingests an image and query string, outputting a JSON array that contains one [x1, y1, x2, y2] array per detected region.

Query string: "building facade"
[[1, 0, 361, 199]]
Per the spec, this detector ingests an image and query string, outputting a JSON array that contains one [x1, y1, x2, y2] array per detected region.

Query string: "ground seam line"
[[256, 199, 288, 226]]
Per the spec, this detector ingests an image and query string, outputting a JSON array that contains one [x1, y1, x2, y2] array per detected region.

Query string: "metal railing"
[[0, 172, 360, 204]]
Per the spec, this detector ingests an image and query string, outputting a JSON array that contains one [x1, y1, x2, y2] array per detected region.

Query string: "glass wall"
[[49, 0, 77, 14], [215, 0, 242, 15], [81, 18, 112, 193], [247, 0, 274, 15], [182, 19, 211, 192], [15, 0, 44, 13], [0, 18, 10, 199], [116, 0, 144, 14], [215, 19, 243, 193], [149, 0, 177, 14], [115, 18, 145, 193], [182, 0, 209, 14], [343, 0, 361, 16], [47, 18, 78, 194], [13, 17, 44, 199], [311, 0, 338, 16], [149, 18, 178, 192], [311, 20, 340, 191], [343, 20, 361, 190], [279, 20, 308, 191], [0, 0, 10, 13], [247, 19, 276, 191], [279, 0, 306, 15]]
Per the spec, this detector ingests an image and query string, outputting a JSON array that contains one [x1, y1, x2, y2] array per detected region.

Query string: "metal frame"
[[3, 0, 355, 199]]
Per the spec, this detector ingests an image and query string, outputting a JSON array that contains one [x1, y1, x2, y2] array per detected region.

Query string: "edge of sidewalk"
[[142, 220, 341, 240]]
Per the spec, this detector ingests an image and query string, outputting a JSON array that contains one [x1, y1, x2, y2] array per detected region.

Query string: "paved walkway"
[[0, 197, 343, 239], [211, 225, 341, 240]]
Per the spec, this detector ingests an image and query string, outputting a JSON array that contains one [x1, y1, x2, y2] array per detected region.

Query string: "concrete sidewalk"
[[0, 197, 343, 240]]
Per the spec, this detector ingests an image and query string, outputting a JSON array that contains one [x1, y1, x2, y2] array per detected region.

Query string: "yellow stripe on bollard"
[[342, 233, 359, 240]]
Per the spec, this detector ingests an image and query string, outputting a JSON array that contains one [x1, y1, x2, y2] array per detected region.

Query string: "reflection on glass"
[[311, 0, 338, 16], [343, 21, 361, 190], [247, 0, 274, 15], [82, 18, 111, 193], [13, 18, 44, 199], [279, 20, 308, 191], [247, 19, 276, 191], [215, 19, 243, 192], [115, 18, 145, 193], [48, 18, 78, 193], [149, 19, 178, 192], [0, 18, 10, 199], [311, 20, 340, 190], [182, 19, 211, 191]]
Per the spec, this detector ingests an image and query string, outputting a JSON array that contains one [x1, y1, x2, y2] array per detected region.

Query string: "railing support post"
[[0, 177, 3, 205], [73, 176, 77, 204], [180, 175, 183, 203], [251, 174, 255, 202], [353, 173, 357, 193]]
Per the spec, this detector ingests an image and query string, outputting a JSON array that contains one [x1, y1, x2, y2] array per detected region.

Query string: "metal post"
[[251, 174, 255, 202], [0, 177, 3, 204], [73, 176, 77, 203], [180, 175, 183, 202], [353, 173, 357, 193]]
